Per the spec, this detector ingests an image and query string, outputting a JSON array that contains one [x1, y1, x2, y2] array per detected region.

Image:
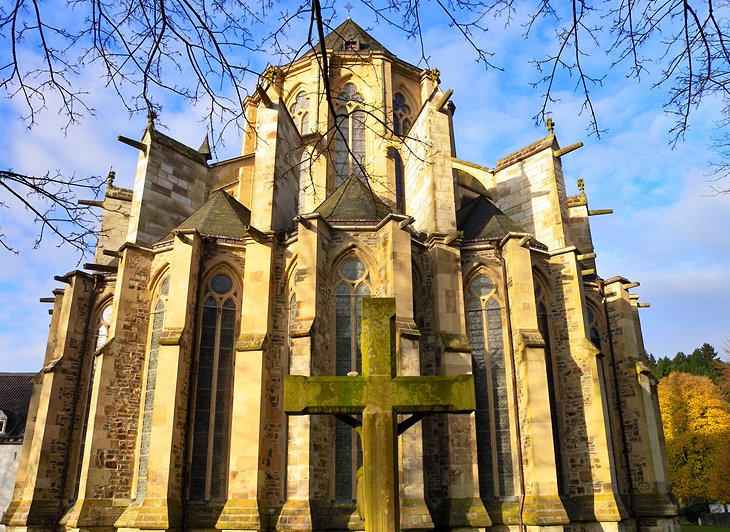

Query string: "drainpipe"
[[496, 245, 527, 532], [600, 279, 636, 518]]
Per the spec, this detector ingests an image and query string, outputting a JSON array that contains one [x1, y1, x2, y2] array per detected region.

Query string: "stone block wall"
[[94, 186, 133, 265], [127, 130, 209, 246]]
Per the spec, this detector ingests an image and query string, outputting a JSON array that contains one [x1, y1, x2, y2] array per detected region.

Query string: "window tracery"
[[189, 272, 238, 501], [587, 306, 602, 350], [95, 303, 113, 350], [466, 273, 514, 497], [334, 257, 369, 501], [392, 91, 412, 136], [334, 83, 366, 187], [289, 90, 310, 135]]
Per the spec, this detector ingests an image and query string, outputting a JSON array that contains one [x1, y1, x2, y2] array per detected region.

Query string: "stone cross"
[[284, 298, 476, 532]]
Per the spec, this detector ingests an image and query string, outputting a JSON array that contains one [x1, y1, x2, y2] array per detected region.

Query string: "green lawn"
[[682, 526, 730, 532]]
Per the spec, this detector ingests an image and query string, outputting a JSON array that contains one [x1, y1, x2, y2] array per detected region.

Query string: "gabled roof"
[[457, 195, 529, 241], [0, 372, 35, 443], [306, 18, 392, 56], [159, 190, 252, 243], [315, 175, 391, 222]]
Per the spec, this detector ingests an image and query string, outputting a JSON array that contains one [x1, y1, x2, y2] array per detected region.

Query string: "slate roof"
[[305, 18, 392, 56], [0, 373, 35, 443], [457, 195, 529, 241], [315, 175, 392, 222], [159, 190, 252, 243]]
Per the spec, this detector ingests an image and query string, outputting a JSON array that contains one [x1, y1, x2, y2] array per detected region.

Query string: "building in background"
[[0, 373, 35, 532], [2, 20, 677, 532]]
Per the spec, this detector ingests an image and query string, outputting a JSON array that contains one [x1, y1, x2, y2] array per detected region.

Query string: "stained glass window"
[[136, 294, 166, 500], [290, 90, 310, 134], [334, 258, 369, 501], [393, 92, 413, 136], [587, 306, 602, 350], [189, 274, 237, 501], [394, 150, 404, 214], [334, 84, 366, 187], [466, 274, 514, 498]]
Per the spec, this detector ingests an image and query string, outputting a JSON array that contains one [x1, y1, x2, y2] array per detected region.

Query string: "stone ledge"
[[214, 498, 262, 529], [59, 497, 127, 528], [113, 497, 183, 529], [522, 494, 570, 526], [1, 498, 63, 527]]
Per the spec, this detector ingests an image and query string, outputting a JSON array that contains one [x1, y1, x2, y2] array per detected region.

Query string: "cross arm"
[[391, 375, 475, 414], [284, 375, 368, 415]]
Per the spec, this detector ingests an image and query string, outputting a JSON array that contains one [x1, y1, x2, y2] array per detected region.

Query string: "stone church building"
[[2, 19, 677, 532]]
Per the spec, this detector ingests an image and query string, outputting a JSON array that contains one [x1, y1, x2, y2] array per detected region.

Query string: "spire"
[[198, 135, 212, 161]]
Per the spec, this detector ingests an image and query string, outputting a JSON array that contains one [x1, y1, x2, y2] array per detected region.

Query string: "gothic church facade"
[[3, 20, 677, 532]]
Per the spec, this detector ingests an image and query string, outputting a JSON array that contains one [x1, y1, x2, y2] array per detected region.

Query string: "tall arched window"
[[189, 273, 238, 501], [387, 147, 405, 214], [73, 300, 114, 499], [587, 306, 602, 351], [334, 257, 370, 500], [289, 90, 310, 135], [334, 83, 366, 187], [298, 149, 311, 214], [95, 303, 113, 350], [466, 274, 514, 497], [534, 278, 566, 495], [392, 91, 412, 136], [136, 275, 169, 500]]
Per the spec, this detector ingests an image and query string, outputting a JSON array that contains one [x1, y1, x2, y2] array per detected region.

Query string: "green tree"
[[652, 343, 726, 382]]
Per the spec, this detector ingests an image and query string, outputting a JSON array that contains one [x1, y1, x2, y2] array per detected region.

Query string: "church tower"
[[2, 19, 677, 532]]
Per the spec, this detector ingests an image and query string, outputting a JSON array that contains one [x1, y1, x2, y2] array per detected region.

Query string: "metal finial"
[[546, 117, 555, 134], [345, 2, 353, 17]]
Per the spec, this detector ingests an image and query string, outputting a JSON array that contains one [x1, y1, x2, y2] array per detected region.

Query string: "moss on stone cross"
[[284, 297, 476, 532]]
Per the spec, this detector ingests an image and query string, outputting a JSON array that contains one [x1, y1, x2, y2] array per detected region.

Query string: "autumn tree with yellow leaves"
[[658, 372, 730, 505]]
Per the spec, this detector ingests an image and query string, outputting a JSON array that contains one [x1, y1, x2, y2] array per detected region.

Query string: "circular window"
[[210, 274, 233, 295], [102, 304, 113, 323], [340, 259, 366, 282], [160, 276, 170, 296], [471, 275, 495, 298]]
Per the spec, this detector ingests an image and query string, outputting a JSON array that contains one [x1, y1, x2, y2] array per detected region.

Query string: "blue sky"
[[1, 2, 729, 371]]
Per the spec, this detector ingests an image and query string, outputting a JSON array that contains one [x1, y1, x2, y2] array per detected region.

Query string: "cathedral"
[[2, 19, 677, 532]]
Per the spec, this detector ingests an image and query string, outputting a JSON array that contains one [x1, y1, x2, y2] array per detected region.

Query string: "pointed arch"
[[532, 270, 566, 495], [331, 253, 371, 502], [135, 274, 169, 500], [392, 88, 415, 136], [464, 271, 515, 497], [188, 266, 241, 501], [333, 82, 367, 187], [71, 294, 114, 500], [287, 86, 311, 135]]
